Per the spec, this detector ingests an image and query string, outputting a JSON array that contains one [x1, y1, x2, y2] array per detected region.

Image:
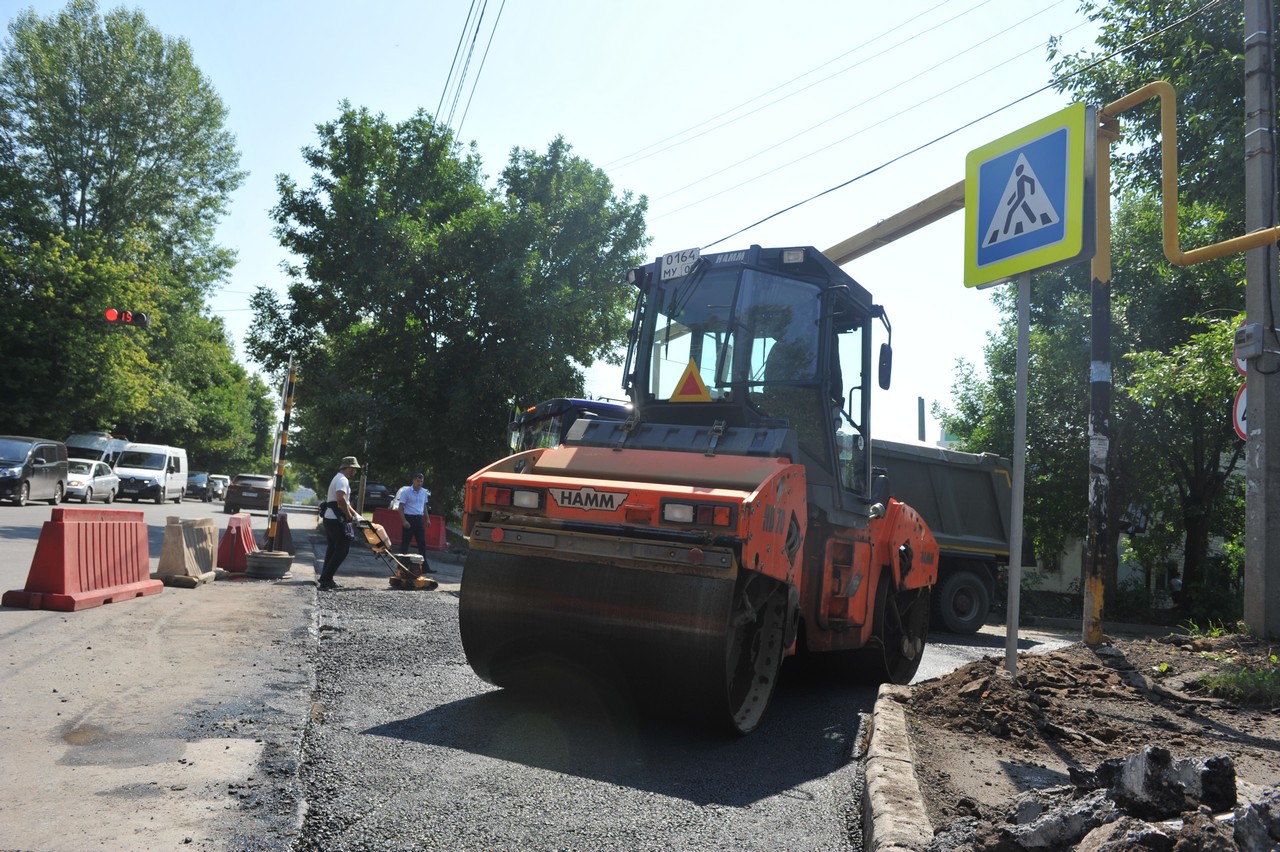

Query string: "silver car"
[[65, 458, 120, 503]]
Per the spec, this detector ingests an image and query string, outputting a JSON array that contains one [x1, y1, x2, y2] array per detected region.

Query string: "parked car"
[[65, 458, 120, 504], [224, 473, 274, 513], [209, 474, 230, 500], [115, 443, 187, 504], [185, 471, 214, 501], [0, 436, 69, 506], [363, 482, 394, 509]]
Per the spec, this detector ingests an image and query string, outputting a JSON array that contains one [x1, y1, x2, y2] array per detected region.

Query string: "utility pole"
[[1243, 0, 1280, 639]]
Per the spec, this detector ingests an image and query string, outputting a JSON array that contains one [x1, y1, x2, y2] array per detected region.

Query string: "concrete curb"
[[864, 683, 932, 852]]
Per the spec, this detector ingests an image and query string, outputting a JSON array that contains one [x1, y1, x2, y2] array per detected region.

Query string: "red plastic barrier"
[[426, 514, 447, 551], [371, 508, 400, 539], [2, 507, 161, 612], [217, 512, 258, 572], [370, 509, 448, 551], [258, 512, 295, 555]]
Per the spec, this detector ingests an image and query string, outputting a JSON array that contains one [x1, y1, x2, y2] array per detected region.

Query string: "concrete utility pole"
[[1083, 116, 1118, 646], [1244, 0, 1280, 640]]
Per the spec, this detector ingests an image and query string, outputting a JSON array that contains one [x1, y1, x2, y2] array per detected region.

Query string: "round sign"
[[1233, 383, 1248, 441]]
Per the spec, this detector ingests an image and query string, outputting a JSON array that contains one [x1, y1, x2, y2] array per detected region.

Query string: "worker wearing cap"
[[395, 473, 431, 566], [318, 456, 361, 590]]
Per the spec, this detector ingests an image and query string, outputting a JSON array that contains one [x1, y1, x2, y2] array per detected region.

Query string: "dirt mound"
[[905, 634, 1280, 849]]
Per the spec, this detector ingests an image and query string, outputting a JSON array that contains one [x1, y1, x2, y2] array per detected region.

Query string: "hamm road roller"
[[460, 245, 938, 733]]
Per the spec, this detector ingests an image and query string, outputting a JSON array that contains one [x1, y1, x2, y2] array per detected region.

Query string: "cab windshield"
[[644, 266, 821, 403]]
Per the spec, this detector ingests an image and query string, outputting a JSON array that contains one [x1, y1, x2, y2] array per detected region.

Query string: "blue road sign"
[[964, 103, 1095, 287]]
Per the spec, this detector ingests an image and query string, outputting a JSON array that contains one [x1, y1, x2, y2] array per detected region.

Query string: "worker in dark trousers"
[[319, 456, 361, 590], [395, 472, 432, 570]]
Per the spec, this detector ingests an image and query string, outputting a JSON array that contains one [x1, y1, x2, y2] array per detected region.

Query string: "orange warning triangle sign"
[[669, 359, 712, 402]]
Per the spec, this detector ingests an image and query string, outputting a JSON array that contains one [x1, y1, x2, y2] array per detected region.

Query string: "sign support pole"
[[1004, 272, 1029, 676]]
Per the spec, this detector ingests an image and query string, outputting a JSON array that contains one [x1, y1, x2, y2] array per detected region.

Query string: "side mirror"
[[878, 343, 893, 390]]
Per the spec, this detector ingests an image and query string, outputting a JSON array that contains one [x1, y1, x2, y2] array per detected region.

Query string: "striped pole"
[[266, 355, 296, 552]]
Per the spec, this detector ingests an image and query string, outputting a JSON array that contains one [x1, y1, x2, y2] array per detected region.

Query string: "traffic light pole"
[[1243, 0, 1280, 640]]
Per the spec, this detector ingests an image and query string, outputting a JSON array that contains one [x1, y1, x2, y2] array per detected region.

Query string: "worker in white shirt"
[[395, 472, 431, 567]]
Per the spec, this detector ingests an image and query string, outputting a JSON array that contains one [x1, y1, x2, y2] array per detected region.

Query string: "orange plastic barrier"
[[370, 509, 448, 551], [2, 507, 162, 612], [217, 512, 258, 572]]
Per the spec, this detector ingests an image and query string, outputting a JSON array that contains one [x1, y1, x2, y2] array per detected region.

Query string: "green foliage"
[[1050, 0, 1248, 218], [938, 89, 1250, 610], [1201, 655, 1280, 706], [1180, 618, 1234, 639], [0, 1, 265, 469], [1, 0, 243, 246], [1181, 553, 1245, 626], [248, 105, 649, 507]]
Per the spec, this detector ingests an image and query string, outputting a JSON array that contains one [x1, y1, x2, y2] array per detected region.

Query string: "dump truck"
[[871, 440, 1024, 633], [461, 245, 938, 734], [509, 411, 1020, 635]]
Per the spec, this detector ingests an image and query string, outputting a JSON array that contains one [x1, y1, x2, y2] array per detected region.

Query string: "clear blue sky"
[[9, 0, 1101, 443]]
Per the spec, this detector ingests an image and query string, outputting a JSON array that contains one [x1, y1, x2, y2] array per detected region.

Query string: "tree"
[[941, 192, 1245, 618], [0, 0, 263, 469], [1050, 0, 1252, 216], [1, 0, 243, 251], [1124, 315, 1245, 618], [941, 1, 1258, 622], [248, 104, 648, 505]]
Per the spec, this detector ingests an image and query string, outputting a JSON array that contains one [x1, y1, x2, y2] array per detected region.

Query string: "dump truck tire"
[[934, 566, 990, 634]]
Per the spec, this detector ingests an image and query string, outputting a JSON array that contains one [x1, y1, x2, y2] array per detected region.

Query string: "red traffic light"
[[104, 308, 150, 328]]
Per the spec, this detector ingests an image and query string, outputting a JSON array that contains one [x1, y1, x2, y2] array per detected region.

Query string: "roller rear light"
[[662, 500, 735, 528], [481, 484, 542, 509]]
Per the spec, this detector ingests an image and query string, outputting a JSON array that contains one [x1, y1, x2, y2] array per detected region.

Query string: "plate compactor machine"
[[460, 245, 938, 734]]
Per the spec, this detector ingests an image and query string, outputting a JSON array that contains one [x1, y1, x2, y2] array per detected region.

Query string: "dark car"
[[0, 436, 69, 506], [185, 471, 214, 501], [224, 473, 274, 513], [363, 482, 393, 509]]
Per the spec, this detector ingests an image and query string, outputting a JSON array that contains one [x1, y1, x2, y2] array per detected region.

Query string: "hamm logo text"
[[550, 486, 628, 512]]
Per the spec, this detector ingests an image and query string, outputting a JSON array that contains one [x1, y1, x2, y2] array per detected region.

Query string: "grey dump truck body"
[[872, 438, 1024, 632]]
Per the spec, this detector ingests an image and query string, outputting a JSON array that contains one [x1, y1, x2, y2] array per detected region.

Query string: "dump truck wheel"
[[934, 567, 990, 634]]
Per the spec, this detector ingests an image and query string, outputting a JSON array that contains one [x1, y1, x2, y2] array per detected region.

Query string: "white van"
[[114, 443, 189, 504]]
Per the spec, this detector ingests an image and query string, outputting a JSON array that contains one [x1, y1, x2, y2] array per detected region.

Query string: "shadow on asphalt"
[[365, 658, 876, 807]]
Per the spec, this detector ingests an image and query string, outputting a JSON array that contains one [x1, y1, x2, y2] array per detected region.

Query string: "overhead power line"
[[437, 0, 506, 136], [605, 0, 1000, 172], [701, 0, 1230, 251], [654, 0, 1072, 205]]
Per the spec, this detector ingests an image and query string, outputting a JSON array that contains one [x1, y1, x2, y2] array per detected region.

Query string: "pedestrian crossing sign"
[[964, 103, 1096, 287]]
